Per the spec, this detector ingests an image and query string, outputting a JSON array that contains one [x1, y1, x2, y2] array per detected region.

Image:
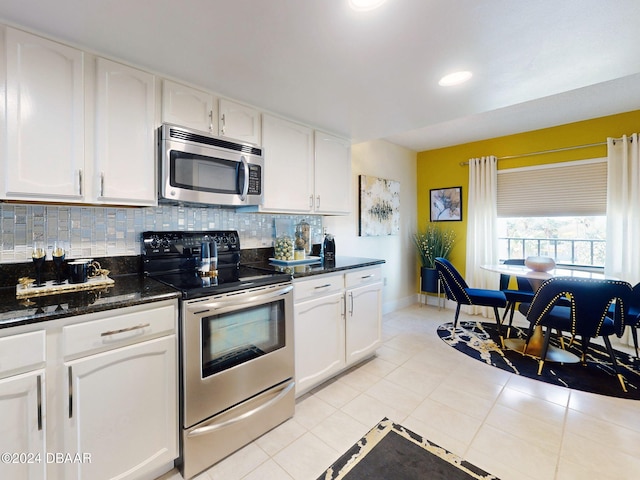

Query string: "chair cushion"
[[503, 289, 534, 303], [465, 288, 507, 307], [538, 305, 616, 337]]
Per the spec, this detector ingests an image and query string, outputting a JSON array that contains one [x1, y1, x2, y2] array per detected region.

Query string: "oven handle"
[[188, 284, 293, 312], [239, 155, 249, 201], [186, 379, 295, 438]]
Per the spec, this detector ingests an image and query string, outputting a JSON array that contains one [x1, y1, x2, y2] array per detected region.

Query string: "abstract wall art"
[[430, 186, 462, 221], [358, 175, 400, 236]]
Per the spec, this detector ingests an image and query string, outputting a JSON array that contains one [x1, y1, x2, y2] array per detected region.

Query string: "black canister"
[[323, 233, 335, 266]]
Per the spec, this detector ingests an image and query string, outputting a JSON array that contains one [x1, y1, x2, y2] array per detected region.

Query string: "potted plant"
[[413, 223, 456, 293]]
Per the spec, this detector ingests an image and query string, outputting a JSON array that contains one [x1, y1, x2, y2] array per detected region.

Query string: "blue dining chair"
[[499, 259, 535, 338], [623, 282, 640, 358], [434, 257, 508, 348], [519, 276, 633, 391]]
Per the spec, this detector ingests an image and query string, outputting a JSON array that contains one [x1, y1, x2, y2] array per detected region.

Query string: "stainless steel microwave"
[[158, 124, 264, 206]]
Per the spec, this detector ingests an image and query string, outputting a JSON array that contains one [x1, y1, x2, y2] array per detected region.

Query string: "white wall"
[[323, 139, 418, 314]]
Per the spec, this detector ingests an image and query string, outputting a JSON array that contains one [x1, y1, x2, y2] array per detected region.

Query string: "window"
[[497, 158, 607, 267]]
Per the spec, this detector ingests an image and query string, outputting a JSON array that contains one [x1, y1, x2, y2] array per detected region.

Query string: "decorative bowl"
[[525, 256, 556, 272]]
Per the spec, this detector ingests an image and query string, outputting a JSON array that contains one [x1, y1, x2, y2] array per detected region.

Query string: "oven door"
[[182, 282, 294, 428]]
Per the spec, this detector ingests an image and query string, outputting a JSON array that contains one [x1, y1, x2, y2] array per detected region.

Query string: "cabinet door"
[[346, 282, 382, 366], [162, 79, 216, 133], [314, 131, 351, 214], [219, 98, 261, 145], [3, 27, 84, 202], [0, 370, 46, 480], [64, 335, 177, 480], [261, 115, 314, 213], [294, 292, 345, 396], [93, 57, 156, 205]]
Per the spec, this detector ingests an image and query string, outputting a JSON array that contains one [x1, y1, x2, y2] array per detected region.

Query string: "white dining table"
[[481, 264, 611, 362]]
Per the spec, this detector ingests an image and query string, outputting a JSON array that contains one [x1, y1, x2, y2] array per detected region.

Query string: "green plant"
[[413, 223, 456, 268]]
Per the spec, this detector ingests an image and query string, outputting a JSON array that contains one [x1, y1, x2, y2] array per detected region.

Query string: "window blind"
[[497, 158, 607, 217]]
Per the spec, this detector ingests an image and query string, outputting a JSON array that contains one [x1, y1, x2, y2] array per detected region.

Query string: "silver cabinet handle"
[[100, 323, 150, 337], [208, 110, 213, 132], [100, 172, 105, 197], [314, 283, 332, 289], [78, 170, 83, 196], [316, 195, 320, 208], [187, 380, 295, 437], [68, 366, 73, 419], [309, 195, 314, 208], [37, 374, 43, 430], [221, 113, 226, 135], [349, 291, 354, 317]]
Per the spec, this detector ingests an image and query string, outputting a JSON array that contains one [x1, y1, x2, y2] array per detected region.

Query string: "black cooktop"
[[142, 231, 290, 299]]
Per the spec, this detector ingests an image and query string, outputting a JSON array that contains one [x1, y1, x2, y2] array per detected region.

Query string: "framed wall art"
[[358, 175, 400, 236], [430, 186, 462, 222]]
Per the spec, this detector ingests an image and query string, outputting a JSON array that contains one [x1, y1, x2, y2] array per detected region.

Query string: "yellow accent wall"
[[416, 109, 640, 276]]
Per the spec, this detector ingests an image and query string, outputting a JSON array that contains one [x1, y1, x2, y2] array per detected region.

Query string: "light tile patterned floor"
[[159, 304, 640, 480]]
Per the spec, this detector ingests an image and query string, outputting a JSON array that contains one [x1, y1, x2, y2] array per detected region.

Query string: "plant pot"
[[420, 267, 439, 293]]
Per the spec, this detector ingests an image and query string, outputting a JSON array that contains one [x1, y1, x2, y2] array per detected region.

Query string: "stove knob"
[[149, 235, 161, 249], [161, 236, 171, 249], [228, 235, 237, 245]]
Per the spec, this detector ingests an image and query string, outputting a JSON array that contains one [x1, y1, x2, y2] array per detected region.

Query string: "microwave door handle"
[[239, 155, 249, 201]]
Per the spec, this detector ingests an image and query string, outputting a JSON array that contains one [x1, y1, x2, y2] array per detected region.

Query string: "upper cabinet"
[[257, 116, 351, 215], [261, 114, 314, 213], [92, 58, 156, 206], [161, 79, 217, 134], [314, 131, 351, 215], [2, 27, 85, 202], [1, 27, 157, 206], [219, 98, 261, 145]]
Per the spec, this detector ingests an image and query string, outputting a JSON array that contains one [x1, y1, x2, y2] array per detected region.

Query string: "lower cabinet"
[[0, 299, 178, 480], [293, 266, 382, 397], [64, 336, 177, 480]]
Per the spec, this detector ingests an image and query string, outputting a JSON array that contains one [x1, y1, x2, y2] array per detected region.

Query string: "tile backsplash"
[[0, 203, 322, 264]]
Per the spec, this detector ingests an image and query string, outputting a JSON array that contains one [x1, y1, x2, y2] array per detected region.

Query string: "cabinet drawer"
[[345, 266, 382, 289], [0, 330, 45, 378], [294, 273, 344, 303], [63, 302, 176, 358]]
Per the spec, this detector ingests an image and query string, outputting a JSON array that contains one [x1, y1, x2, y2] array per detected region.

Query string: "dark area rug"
[[318, 418, 499, 480], [437, 321, 640, 400]]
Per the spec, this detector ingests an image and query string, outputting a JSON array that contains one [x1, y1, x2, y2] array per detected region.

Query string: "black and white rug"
[[318, 418, 499, 480], [437, 321, 640, 400]]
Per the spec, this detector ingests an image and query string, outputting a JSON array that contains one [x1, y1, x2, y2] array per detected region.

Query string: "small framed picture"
[[430, 186, 462, 222]]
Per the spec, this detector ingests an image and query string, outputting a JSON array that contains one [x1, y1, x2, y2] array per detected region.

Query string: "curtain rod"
[[457, 138, 625, 166]]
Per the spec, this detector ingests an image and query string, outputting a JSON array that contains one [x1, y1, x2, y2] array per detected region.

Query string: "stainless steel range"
[[142, 231, 294, 479]]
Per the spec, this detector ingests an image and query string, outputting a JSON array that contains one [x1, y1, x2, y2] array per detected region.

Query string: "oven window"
[[171, 151, 240, 194], [201, 299, 285, 378]]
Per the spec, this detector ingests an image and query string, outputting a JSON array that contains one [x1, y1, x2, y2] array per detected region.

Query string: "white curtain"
[[605, 134, 640, 284], [606, 134, 640, 346], [465, 156, 499, 317]]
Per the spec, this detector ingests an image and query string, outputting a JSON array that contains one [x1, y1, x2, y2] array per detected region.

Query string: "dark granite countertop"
[[247, 256, 385, 279], [0, 274, 179, 330]]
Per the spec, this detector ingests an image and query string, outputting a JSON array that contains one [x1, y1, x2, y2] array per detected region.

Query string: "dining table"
[[481, 263, 612, 363]]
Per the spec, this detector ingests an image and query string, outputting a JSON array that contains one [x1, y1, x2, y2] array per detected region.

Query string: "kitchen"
[[2, 2, 640, 480]]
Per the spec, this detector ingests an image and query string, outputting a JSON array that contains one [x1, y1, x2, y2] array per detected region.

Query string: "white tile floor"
[[159, 303, 640, 480]]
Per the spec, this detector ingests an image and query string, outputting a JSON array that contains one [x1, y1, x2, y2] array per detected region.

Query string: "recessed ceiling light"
[[349, 0, 387, 11], [438, 71, 473, 87]]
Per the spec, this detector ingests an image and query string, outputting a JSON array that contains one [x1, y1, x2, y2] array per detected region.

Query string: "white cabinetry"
[[92, 57, 156, 205], [219, 98, 261, 145], [261, 114, 314, 213], [61, 302, 177, 480], [293, 265, 382, 397], [345, 267, 383, 365], [293, 274, 345, 396], [258, 118, 352, 214], [2, 27, 85, 202], [0, 331, 47, 480], [161, 79, 217, 134], [1, 27, 156, 206], [314, 131, 352, 215]]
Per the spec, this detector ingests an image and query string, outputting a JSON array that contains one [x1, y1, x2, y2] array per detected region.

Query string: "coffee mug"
[[68, 259, 100, 284]]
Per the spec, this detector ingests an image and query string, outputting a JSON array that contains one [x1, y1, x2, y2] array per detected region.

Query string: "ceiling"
[[2, 0, 640, 152]]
